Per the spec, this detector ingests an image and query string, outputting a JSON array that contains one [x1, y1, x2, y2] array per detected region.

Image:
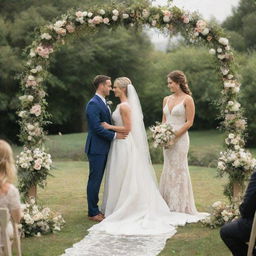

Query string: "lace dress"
[[0, 184, 21, 248], [159, 97, 208, 220]]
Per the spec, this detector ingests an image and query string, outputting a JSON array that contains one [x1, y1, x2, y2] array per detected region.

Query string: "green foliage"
[[240, 51, 256, 145], [223, 0, 256, 51]]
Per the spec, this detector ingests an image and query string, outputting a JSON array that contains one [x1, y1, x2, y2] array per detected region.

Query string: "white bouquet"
[[150, 122, 176, 148]]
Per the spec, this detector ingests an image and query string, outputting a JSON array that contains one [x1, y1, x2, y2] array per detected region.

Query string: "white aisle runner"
[[62, 230, 174, 256]]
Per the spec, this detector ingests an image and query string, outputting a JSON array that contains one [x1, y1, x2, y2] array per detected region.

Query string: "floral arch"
[[17, 4, 256, 201]]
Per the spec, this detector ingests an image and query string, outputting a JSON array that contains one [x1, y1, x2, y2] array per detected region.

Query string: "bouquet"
[[150, 122, 176, 148]]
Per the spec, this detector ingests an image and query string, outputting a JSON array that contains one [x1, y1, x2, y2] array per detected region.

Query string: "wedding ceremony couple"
[[62, 72, 209, 255]]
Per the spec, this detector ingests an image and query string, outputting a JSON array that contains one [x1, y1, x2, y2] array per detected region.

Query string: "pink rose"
[[75, 11, 84, 18], [66, 24, 75, 33], [92, 16, 103, 24], [103, 18, 110, 24], [34, 159, 42, 170], [26, 80, 38, 87], [30, 104, 42, 116], [54, 27, 66, 35], [182, 16, 190, 24], [35, 45, 53, 58]]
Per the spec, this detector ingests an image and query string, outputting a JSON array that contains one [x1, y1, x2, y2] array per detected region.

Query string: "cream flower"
[[219, 37, 229, 46]]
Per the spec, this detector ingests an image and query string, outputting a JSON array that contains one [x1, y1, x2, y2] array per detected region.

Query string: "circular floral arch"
[[17, 4, 256, 200]]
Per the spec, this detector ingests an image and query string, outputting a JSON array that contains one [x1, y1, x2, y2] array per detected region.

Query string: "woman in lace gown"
[[63, 77, 192, 256], [159, 70, 208, 220]]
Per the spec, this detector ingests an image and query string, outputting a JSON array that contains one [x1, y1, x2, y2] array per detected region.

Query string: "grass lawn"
[[21, 161, 230, 256], [12, 130, 256, 161]]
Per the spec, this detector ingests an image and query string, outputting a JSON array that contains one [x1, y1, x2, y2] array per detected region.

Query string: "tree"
[[223, 0, 256, 51]]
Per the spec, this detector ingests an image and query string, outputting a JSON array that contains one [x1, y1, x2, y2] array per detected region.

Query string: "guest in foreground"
[[0, 140, 22, 255], [220, 169, 256, 256]]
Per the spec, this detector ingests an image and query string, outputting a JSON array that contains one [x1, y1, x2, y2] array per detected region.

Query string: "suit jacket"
[[85, 95, 115, 155], [239, 171, 256, 219]]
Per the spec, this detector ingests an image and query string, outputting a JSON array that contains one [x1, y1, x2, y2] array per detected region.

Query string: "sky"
[[149, 0, 240, 50]]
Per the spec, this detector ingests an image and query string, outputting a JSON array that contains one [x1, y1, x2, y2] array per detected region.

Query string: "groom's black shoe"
[[88, 214, 104, 222]]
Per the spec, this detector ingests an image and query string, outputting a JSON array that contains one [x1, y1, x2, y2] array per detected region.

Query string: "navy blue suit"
[[85, 95, 115, 217], [220, 171, 256, 256]]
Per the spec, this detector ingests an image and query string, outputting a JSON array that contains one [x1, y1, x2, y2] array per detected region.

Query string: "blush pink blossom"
[[30, 104, 42, 116]]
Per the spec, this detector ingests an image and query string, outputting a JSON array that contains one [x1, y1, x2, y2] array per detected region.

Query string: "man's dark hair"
[[93, 75, 111, 90]]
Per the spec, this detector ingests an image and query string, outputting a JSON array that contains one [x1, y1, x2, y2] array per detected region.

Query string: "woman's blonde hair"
[[114, 77, 132, 89], [0, 140, 16, 189]]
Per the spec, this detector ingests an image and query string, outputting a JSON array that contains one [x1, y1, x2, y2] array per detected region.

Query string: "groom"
[[85, 75, 126, 222]]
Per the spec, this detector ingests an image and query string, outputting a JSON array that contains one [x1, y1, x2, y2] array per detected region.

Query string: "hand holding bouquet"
[[150, 122, 176, 148]]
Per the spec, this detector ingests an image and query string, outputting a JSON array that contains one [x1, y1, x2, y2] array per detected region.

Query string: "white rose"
[[87, 12, 93, 18], [27, 124, 34, 131], [219, 37, 229, 46], [224, 81, 234, 88], [217, 48, 223, 53], [231, 102, 241, 112], [30, 68, 37, 73], [82, 11, 88, 17], [29, 49, 36, 57], [99, 9, 105, 15], [151, 20, 157, 27], [112, 15, 118, 21], [41, 33, 52, 40], [36, 65, 43, 72], [228, 133, 235, 139], [228, 101, 234, 106], [112, 9, 119, 16], [218, 54, 226, 60], [233, 87, 240, 93], [28, 75, 35, 81], [76, 17, 84, 24], [54, 20, 66, 28], [142, 9, 150, 18], [122, 13, 129, 19], [163, 16, 170, 23], [18, 111, 27, 118], [221, 68, 229, 76], [201, 28, 209, 35], [209, 49, 216, 55]]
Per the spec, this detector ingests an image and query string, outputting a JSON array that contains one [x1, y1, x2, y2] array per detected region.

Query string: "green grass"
[[21, 161, 230, 256], [12, 130, 256, 162]]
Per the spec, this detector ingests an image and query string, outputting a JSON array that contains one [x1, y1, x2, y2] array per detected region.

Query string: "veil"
[[127, 84, 157, 183]]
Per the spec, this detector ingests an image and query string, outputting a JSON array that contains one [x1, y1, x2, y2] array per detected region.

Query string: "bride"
[[62, 77, 204, 256]]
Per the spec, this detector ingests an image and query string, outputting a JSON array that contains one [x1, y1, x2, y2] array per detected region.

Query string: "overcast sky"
[[153, 0, 240, 22], [149, 0, 240, 49]]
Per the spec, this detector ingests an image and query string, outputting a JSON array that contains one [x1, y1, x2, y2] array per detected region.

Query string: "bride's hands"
[[101, 122, 112, 130]]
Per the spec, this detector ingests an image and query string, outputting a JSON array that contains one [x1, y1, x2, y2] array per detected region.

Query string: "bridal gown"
[[159, 97, 209, 219], [62, 101, 207, 256]]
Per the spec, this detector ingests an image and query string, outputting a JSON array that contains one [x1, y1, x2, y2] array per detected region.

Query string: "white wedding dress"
[[160, 96, 209, 219], [62, 86, 207, 256]]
